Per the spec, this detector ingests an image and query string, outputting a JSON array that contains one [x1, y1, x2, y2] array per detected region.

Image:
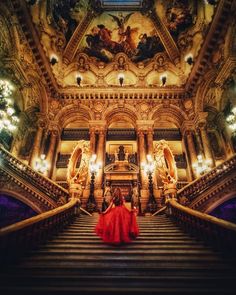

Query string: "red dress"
[[95, 196, 139, 244]]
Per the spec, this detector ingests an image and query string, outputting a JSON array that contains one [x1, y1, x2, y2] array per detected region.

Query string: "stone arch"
[[150, 104, 188, 127], [205, 192, 236, 215], [0, 189, 42, 214], [103, 105, 140, 127], [195, 70, 216, 113], [54, 104, 93, 128]]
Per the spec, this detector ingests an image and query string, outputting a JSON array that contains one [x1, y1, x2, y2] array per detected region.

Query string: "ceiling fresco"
[[28, 0, 215, 88]]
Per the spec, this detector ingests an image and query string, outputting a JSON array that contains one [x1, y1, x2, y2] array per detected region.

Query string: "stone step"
[[47, 239, 204, 245], [41, 244, 210, 250]]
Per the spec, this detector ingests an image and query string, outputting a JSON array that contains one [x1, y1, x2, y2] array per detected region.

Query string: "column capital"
[[180, 121, 195, 135], [193, 112, 208, 128], [136, 120, 154, 132], [89, 120, 107, 133], [137, 130, 145, 137], [48, 122, 61, 135]]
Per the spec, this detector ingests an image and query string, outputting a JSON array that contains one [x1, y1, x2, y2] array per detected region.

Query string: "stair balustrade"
[[168, 198, 236, 252], [0, 198, 78, 263], [0, 145, 69, 205], [177, 154, 236, 206]]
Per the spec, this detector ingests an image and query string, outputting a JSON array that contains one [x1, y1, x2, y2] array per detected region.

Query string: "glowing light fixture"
[[226, 106, 236, 134], [35, 154, 49, 174], [160, 74, 167, 86], [193, 154, 211, 176], [50, 55, 58, 65], [185, 53, 194, 65], [76, 74, 82, 86], [118, 73, 124, 86], [0, 80, 19, 133]]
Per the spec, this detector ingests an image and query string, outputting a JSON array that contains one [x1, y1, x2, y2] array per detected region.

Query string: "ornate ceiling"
[[28, 0, 215, 89], [0, 0, 235, 132]]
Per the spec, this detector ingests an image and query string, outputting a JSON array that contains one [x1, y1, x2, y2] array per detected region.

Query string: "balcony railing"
[[0, 145, 69, 205], [177, 154, 236, 204]]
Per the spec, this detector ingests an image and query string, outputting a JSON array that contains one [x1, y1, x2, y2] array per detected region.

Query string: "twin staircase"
[[1, 213, 235, 294]]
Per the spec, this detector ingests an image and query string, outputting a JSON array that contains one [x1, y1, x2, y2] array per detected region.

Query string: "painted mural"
[[46, 0, 88, 42], [27, 0, 210, 67], [163, 0, 194, 40], [81, 12, 165, 63]]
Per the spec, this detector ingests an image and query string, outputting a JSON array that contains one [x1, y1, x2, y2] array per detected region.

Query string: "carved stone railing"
[[168, 198, 236, 252], [0, 198, 78, 263], [0, 145, 69, 210], [177, 154, 236, 211]]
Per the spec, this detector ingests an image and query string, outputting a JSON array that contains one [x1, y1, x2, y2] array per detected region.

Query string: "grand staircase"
[[0, 214, 235, 294]]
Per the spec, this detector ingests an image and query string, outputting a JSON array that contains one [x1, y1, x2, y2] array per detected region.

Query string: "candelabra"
[[86, 154, 99, 212], [0, 80, 19, 134], [226, 106, 236, 135], [143, 155, 157, 213], [35, 154, 48, 175], [193, 154, 211, 176]]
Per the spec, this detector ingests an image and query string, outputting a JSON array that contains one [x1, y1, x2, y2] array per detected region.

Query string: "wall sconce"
[[185, 54, 194, 65], [35, 154, 48, 174], [205, 0, 217, 5], [160, 74, 167, 86], [118, 73, 124, 86], [226, 106, 236, 134], [192, 154, 211, 176], [50, 55, 58, 66], [76, 74, 82, 86]]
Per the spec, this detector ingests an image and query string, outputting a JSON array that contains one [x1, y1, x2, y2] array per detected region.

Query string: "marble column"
[[90, 128, 96, 154], [46, 130, 58, 178], [185, 130, 198, 179], [216, 112, 234, 157], [137, 130, 147, 188], [147, 129, 154, 155], [199, 124, 215, 167], [96, 129, 106, 189], [29, 121, 45, 168]]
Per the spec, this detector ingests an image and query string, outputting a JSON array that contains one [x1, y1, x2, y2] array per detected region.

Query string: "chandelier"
[[226, 106, 236, 134], [0, 80, 19, 133]]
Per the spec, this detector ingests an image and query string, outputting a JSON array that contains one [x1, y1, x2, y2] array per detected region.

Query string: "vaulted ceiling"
[[8, 0, 233, 98]]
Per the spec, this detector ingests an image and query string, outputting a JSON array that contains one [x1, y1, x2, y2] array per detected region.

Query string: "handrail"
[[0, 198, 78, 236], [167, 198, 236, 251], [0, 198, 78, 263], [152, 206, 167, 216], [177, 154, 236, 202], [0, 145, 69, 203]]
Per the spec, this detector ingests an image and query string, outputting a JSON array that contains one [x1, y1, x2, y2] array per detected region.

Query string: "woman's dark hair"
[[113, 188, 123, 206]]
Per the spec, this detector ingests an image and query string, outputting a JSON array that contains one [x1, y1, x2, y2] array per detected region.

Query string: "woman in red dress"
[[95, 188, 139, 244]]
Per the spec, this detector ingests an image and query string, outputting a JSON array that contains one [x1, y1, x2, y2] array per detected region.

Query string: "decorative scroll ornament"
[[67, 140, 90, 187], [153, 139, 178, 185]]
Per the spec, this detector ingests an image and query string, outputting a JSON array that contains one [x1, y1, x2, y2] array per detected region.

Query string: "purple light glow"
[[0, 194, 37, 228], [210, 197, 236, 224]]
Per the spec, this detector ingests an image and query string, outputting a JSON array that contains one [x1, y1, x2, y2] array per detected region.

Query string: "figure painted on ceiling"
[[82, 12, 165, 63], [132, 31, 164, 62], [108, 13, 134, 43], [165, 0, 193, 39], [48, 0, 87, 42]]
